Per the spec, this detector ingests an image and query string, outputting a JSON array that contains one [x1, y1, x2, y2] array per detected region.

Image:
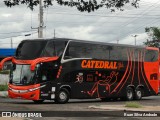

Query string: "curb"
[[89, 105, 160, 111], [0, 91, 8, 98]]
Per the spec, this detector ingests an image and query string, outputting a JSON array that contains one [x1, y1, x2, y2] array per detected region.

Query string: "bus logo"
[[75, 73, 84, 83], [81, 60, 118, 69]]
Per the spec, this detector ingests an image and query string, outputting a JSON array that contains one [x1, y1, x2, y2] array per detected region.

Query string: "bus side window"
[[145, 50, 158, 62], [43, 41, 55, 57], [64, 46, 72, 59], [64, 42, 87, 59], [115, 46, 128, 61], [55, 41, 66, 57], [109, 46, 118, 61]]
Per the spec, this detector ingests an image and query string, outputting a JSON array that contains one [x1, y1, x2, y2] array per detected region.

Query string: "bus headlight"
[[9, 85, 46, 93], [28, 85, 46, 92]]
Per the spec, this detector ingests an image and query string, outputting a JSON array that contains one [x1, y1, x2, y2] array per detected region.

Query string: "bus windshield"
[[11, 65, 35, 85], [16, 40, 66, 60], [16, 41, 47, 60]]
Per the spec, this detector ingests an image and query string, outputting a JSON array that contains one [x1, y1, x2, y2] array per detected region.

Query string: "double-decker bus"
[[0, 38, 159, 103]]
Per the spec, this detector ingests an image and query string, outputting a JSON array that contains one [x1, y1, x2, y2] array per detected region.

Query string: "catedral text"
[[81, 60, 117, 69]]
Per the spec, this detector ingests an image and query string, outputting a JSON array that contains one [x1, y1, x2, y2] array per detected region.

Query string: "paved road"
[[0, 96, 160, 110], [0, 96, 160, 120]]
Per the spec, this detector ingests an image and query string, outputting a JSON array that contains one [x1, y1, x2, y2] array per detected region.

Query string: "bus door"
[[37, 62, 59, 100]]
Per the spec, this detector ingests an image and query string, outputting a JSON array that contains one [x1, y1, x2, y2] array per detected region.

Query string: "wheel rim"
[[137, 90, 141, 98], [127, 90, 133, 99], [59, 91, 67, 101]]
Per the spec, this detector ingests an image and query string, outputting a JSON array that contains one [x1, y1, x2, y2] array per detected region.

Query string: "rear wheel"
[[33, 100, 44, 104], [55, 88, 70, 104], [135, 88, 142, 100], [126, 87, 134, 101]]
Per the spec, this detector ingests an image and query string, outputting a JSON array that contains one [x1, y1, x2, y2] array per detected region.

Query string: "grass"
[[0, 84, 8, 91], [125, 102, 143, 108], [0, 70, 10, 74]]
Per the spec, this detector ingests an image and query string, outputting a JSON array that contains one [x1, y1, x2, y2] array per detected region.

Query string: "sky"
[[0, 0, 160, 48]]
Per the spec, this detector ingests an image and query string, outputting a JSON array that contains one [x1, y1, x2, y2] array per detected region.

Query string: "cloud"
[[119, 33, 148, 45], [0, 0, 160, 48]]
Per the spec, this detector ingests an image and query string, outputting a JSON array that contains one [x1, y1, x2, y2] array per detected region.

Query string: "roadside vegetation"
[[0, 84, 8, 91], [0, 70, 9, 91], [0, 70, 10, 74], [125, 102, 143, 108]]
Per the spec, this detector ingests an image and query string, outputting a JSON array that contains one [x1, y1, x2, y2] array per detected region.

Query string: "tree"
[[4, 0, 140, 12], [144, 27, 160, 48]]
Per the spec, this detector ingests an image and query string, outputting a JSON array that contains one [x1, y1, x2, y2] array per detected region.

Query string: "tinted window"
[[43, 41, 55, 56], [64, 42, 92, 59], [145, 50, 159, 62], [64, 42, 129, 61], [92, 45, 109, 59], [42, 41, 66, 57], [134, 48, 139, 61], [39, 63, 57, 81], [16, 41, 47, 60], [54, 41, 66, 56]]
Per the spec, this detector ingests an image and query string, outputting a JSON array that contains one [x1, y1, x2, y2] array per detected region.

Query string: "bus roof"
[[20, 38, 159, 50]]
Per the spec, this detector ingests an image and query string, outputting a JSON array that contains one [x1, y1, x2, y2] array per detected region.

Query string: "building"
[[0, 48, 16, 61], [0, 48, 16, 70]]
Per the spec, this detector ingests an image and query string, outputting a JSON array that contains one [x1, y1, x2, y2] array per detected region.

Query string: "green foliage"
[[0, 70, 10, 74], [3, 0, 140, 12], [144, 27, 160, 48], [125, 102, 142, 108], [0, 84, 8, 91]]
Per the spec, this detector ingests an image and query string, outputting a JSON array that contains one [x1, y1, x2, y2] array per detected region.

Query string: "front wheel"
[[55, 88, 70, 104]]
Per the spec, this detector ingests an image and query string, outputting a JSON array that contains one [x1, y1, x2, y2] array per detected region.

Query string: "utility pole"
[[54, 29, 55, 38], [11, 37, 13, 48], [131, 35, 138, 45], [39, 0, 44, 38], [117, 39, 119, 44], [32, 0, 44, 38]]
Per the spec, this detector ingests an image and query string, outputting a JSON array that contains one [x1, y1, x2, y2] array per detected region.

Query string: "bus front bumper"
[[8, 84, 41, 100]]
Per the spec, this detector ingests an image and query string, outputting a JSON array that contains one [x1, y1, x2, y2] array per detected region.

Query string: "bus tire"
[[126, 87, 134, 101], [55, 88, 70, 104], [135, 88, 142, 100], [33, 100, 44, 104]]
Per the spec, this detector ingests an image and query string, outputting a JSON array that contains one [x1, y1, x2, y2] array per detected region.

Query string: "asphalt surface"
[[0, 96, 160, 120]]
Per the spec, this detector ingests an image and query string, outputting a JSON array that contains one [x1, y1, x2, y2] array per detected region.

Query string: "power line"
[[0, 32, 37, 39], [118, 19, 160, 41], [114, 1, 160, 41], [46, 12, 160, 19], [0, 30, 37, 35]]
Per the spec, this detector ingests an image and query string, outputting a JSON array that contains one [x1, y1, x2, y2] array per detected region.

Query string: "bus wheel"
[[135, 88, 142, 100], [33, 100, 44, 104], [126, 87, 134, 101], [55, 88, 70, 104]]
